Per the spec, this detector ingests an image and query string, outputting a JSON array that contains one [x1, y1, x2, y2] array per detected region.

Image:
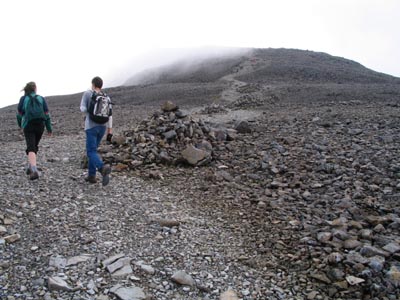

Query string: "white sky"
[[0, 0, 399, 108]]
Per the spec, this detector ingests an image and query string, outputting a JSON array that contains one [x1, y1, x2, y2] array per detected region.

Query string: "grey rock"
[[217, 170, 234, 182], [49, 256, 67, 269], [346, 275, 365, 285], [140, 264, 155, 275], [327, 252, 344, 264], [373, 223, 386, 233], [112, 135, 126, 146], [136, 261, 156, 275], [383, 242, 400, 253], [328, 268, 345, 281], [234, 120, 252, 133], [310, 273, 331, 284], [226, 129, 238, 140], [162, 130, 177, 140], [171, 270, 195, 286], [317, 232, 332, 243], [66, 255, 92, 266], [87, 279, 97, 294], [220, 289, 239, 300], [302, 190, 312, 200], [348, 128, 363, 136], [102, 253, 125, 267], [47, 277, 73, 292], [107, 257, 132, 274], [196, 140, 213, 153], [110, 284, 146, 300], [345, 251, 370, 265], [360, 245, 390, 258], [386, 266, 400, 287], [369, 256, 385, 272], [159, 150, 172, 164], [182, 145, 210, 165], [307, 291, 318, 300], [330, 217, 348, 227], [359, 229, 373, 240], [0, 225, 7, 234], [158, 219, 180, 227], [175, 110, 188, 118], [112, 265, 134, 278], [332, 229, 349, 240], [366, 215, 390, 226], [4, 234, 20, 243], [344, 239, 362, 250], [161, 101, 178, 112], [213, 129, 228, 141]]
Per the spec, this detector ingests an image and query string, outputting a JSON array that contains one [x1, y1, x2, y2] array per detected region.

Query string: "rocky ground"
[[1, 48, 400, 300], [2, 96, 400, 299], [2, 132, 271, 300]]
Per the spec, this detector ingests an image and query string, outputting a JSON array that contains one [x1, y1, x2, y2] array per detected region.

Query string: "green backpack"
[[23, 95, 46, 123]]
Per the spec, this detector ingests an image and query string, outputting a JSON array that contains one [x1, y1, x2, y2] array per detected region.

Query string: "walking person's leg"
[[97, 126, 105, 146], [32, 123, 44, 164], [85, 128, 102, 183], [27, 151, 39, 180], [24, 123, 43, 180], [85, 126, 111, 185], [86, 127, 103, 183], [24, 127, 35, 173], [95, 126, 111, 186]]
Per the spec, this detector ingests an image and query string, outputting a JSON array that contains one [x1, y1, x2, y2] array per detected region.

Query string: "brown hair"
[[22, 82, 36, 95], [92, 76, 103, 89]]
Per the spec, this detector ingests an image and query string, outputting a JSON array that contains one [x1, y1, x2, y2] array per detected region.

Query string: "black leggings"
[[23, 121, 44, 155]]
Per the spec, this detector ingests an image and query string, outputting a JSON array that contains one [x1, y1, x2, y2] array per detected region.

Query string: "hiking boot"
[[85, 175, 97, 184], [26, 166, 32, 175], [29, 171, 39, 181], [100, 164, 111, 186]]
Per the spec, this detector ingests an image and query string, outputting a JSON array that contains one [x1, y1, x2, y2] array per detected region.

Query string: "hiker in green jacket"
[[17, 82, 52, 180]]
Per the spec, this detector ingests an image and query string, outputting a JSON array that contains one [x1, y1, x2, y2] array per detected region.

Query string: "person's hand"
[[47, 132, 53, 137], [106, 133, 113, 142]]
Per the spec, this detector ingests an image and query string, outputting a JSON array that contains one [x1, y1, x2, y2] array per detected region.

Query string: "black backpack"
[[88, 92, 112, 124]]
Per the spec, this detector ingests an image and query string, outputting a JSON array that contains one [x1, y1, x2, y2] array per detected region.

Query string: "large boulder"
[[161, 101, 178, 112], [234, 120, 252, 133], [182, 145, 211, 166]]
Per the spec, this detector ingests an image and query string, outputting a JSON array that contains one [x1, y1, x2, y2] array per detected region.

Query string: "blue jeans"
[[86, 126, 106, 176]]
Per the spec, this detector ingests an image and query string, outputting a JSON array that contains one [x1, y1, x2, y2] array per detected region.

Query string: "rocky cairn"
[[102, 101, 238, 169]]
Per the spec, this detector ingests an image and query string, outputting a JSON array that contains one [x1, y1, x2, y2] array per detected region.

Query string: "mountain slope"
[[125, 48, 400, 85]]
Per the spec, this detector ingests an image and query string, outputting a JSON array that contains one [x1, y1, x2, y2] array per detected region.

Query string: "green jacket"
[[17, 93, 52, 132]]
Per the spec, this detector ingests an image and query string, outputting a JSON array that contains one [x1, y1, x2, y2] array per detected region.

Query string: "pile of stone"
[[104, 101, 237, 169], [228, 93, 264, 109], [200, 103, 228, 114], [228, 93, 278, 109]]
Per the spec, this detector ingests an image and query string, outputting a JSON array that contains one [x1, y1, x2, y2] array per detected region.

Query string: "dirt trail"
[[193, 58, 265, 125], [220, 58, 256, 104]]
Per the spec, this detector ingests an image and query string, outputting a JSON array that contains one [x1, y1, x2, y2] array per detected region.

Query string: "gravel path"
[[0, 133, 275, 299]]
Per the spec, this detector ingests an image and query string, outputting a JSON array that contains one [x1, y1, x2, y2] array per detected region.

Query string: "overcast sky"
[[0, 0, 399, 108]]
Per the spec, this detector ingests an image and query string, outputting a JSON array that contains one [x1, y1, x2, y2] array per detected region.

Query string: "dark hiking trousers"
[[23, 120, 45, 155]]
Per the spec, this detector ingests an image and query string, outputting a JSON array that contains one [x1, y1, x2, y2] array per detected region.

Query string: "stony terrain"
[[1, 48, 400, 300]]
